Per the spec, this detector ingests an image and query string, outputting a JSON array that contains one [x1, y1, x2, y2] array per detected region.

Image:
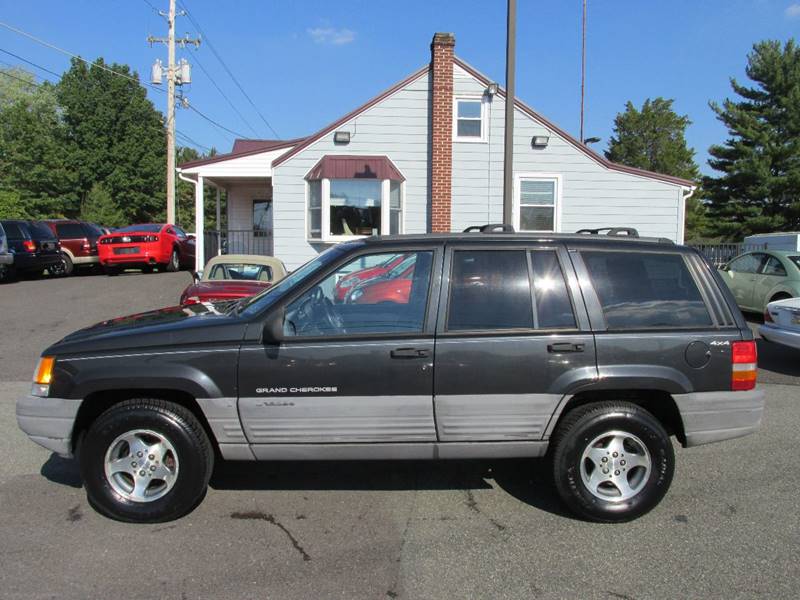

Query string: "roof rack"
[[463, 224, 516, 233], [575, 227, 640, 238]]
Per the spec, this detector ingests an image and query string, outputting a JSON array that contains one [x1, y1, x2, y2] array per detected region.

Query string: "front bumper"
[[758, 323, 800, 351], [673, 388, 766, 447], [16, 394, 82, 457]]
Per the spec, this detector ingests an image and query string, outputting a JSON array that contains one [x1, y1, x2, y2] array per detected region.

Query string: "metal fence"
[[203, 230, 273, 264], [687, 243, 766, 268]]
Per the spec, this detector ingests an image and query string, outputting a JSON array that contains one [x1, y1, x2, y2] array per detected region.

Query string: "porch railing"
[[203, 230, 273, 263], [687, 243, 766, 268]]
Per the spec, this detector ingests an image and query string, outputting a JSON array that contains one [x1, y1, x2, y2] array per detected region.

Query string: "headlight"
[[349, 289, 364, 302], [32, 356, 55, 397]]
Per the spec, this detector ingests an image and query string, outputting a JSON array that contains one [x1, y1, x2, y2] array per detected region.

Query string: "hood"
[[47, 303, 248, 356], [185, 280, 270, 300]]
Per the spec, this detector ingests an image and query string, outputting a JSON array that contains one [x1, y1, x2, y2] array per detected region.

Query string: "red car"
[[98, 224, 195, 275], [347, 255, 417, 304], [334, 253, 407, 302], [179, 254, 287, 305]]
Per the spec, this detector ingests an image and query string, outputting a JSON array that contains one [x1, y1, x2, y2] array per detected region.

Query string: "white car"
[[760, 297, 800, 350]]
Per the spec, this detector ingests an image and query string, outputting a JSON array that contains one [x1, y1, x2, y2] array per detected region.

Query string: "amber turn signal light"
[[33, 356, 55, 385]]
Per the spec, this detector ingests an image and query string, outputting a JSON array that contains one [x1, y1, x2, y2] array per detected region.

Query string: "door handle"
[[390, 347, 430, 359], [547, 342, 585, 353]]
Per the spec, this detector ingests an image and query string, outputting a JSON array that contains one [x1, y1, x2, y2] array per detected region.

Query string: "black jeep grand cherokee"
[[17, 229, 764, 523]]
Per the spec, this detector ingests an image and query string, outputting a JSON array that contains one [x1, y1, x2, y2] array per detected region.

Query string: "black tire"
[[79, 398, 214, 523], [550, 401, 674, 523], [50, 252, 73, 277], [0, 265, 15, 283], [165, 248, 180, 272]]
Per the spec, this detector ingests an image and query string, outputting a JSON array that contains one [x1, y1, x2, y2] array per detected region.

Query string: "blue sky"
[[0, 0, 798, 173]]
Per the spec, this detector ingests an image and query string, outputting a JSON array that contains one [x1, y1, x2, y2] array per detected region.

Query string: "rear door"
[[172, 226, 195, 264], [433, 244, 596, 441]]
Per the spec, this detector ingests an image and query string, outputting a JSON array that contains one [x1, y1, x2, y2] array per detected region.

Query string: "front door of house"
[[253, 198, 273, 255]]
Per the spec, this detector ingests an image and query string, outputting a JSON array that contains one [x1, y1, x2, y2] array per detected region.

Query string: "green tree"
[[56, 58, 166, 223], [705, 39, 800, 239], [0, 68, 75, 217], [605, 98, 707, 238], [80, 183, 125, 227]]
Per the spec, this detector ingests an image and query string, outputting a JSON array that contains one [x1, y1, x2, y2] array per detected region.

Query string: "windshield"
[[239, 244, 355, 316], [116, 224, 164, 233], [207, 263, 272, 281]]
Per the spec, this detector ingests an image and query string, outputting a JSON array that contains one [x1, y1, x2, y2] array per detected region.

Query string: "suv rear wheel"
[[79, 399, 213, 523], [550, 401, 674, 523]]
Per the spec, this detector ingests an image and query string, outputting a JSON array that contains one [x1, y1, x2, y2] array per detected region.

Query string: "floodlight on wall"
[[486, 82, 499, 96], [531, 135, 550, 148], [333, 131, 351, 144]]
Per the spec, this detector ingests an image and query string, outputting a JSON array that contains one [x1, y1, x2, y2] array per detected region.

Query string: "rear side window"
[[761, 256, 786, 276], [448, 250, 533, 330], [55, 223, 86, 239], [1, 222, 24, 239], [26, 222, 56, 240], [582, 251, 712, 329]]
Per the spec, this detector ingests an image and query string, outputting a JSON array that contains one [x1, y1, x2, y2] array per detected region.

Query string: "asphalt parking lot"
[[1, 272, 799, 599]]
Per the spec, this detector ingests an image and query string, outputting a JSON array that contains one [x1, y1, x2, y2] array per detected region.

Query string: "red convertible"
[[334, 253, 407, 302], [346, 254, 417, 304], [180, 254, 287, 305]]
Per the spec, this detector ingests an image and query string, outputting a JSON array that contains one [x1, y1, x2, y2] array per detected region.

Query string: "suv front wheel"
[[550, 401, 674, 523], [79, 399, 214, 523]]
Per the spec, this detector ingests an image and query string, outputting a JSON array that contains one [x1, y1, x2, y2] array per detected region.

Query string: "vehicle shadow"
[[40, 453, 82, 488], [39, 453, 573, 519], [209, 457, 572, 519], [746, 312, 800, 378]]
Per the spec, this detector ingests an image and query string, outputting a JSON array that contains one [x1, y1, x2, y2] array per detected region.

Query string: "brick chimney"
[[430, 32, 455, 233]]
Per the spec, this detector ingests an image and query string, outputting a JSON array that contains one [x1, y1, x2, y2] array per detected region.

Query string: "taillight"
[[143, 235, 159, 243], [764, 309, 774, 323], [23, 240, 36, 252], [731, 340, 757, 391]]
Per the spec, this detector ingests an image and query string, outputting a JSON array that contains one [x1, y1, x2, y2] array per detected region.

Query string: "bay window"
[[306, 155, 405, 242]]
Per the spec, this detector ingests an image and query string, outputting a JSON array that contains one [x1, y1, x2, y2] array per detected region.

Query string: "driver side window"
[[284, 251, 433, 337]]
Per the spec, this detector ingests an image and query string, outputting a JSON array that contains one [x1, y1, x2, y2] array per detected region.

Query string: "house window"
[[253, 199, 271, 237], [306, 177, 405, 242], [330, 179, 382, 236], [516, 176, 560, 232], [454, 98, 485, 141]]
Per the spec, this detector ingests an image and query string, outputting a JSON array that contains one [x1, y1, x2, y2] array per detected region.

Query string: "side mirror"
[[191, 270, 202, 282], [262, 307, 285, 345], [187, 234, 196, 240]]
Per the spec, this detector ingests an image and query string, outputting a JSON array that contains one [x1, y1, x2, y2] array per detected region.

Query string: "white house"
[[177, 32, 694, 271]]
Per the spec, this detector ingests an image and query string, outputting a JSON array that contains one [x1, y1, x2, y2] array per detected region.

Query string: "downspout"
[[176, 168, 205, 272], [680, 185, 696, 245]]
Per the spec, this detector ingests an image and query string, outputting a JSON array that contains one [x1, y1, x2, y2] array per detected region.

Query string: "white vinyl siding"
[[273, 71, 430, 269], [451, 63, 685, 241]]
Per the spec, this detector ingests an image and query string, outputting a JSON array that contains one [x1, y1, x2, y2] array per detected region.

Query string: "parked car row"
[[0, 220, 201, 282], [718, 249, 800, 352]]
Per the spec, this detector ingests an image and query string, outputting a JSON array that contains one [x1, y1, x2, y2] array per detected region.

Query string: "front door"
[[433, 245, 596, 441], [238, 247, 441, 444]]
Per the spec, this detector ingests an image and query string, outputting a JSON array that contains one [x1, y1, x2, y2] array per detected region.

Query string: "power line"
[[0, 67, 43, 87], [176, 129, 210, 152], [177, 0, 281, 138], [189, 50, 259, 137], [188, 103, 246, 139], [0, 47, 62, 79], [0, 22, 246, 148], [140, 0, 161, 14], [0, 20, 166, 95]]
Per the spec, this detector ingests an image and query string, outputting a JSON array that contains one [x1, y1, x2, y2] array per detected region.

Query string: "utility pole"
[[148, 0, 200, 225], [502, 0, 516, 226], [580, 0, 587, 143]]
